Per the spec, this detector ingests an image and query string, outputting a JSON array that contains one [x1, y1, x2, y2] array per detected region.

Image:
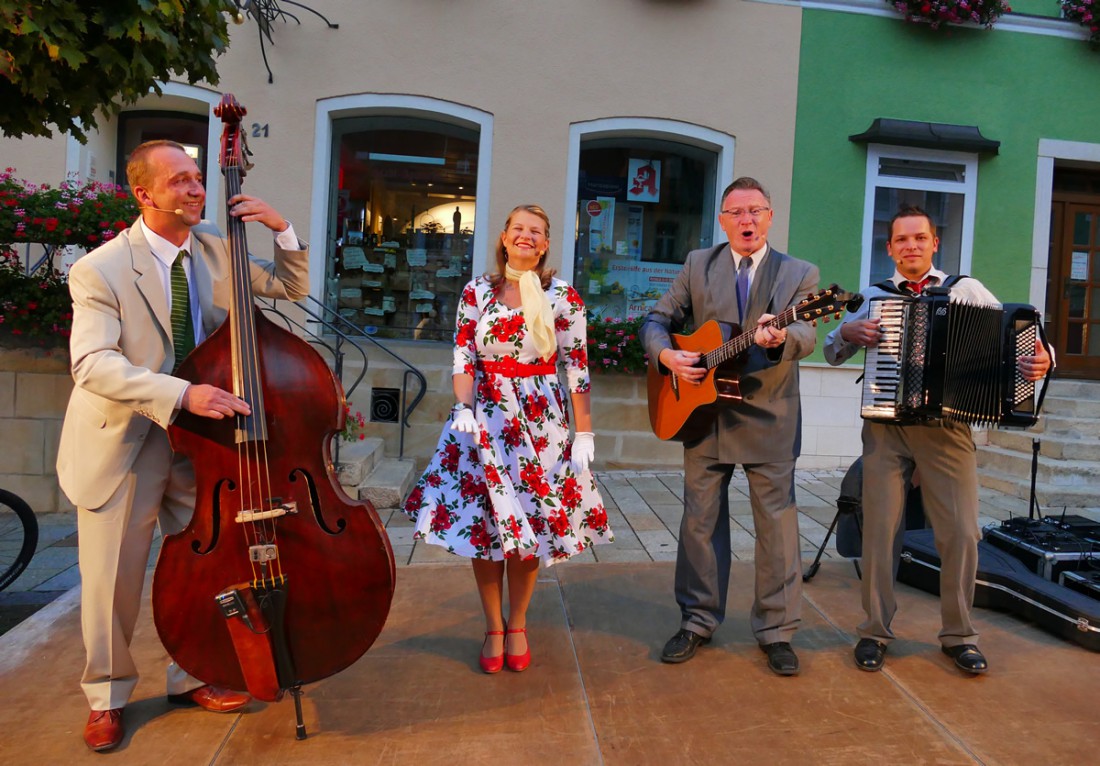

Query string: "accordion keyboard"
[[861, 298, 909, 420]]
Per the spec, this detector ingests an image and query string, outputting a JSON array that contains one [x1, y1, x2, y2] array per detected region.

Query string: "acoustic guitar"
[[646, 285, 862, 442]]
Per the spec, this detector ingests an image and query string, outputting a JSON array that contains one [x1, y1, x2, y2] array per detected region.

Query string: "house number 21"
[[251, 123, 270, 138]]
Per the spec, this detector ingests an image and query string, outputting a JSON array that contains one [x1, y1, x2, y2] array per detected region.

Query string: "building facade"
[[2, 0, 1096, 477]]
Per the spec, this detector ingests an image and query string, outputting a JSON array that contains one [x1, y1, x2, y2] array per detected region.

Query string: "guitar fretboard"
[[702, 306, 798, 368]]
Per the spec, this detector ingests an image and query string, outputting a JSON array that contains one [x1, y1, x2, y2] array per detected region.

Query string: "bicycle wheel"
[[0, 488, 38, 591]]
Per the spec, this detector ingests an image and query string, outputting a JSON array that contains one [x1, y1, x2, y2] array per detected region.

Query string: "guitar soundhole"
[[715, 377, 743, 401]]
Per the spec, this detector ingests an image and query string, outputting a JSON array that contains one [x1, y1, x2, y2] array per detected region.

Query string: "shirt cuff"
[[274, 222, 299, 250]]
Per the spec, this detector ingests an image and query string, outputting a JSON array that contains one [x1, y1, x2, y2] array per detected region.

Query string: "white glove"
[[571, 432, 595, 474], [450, 408, 477, 434]]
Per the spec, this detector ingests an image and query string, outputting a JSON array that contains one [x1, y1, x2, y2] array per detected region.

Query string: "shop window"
[[862, 145, 978, 286], [328, 116, 479, 342], [571, 135, 720, 320]]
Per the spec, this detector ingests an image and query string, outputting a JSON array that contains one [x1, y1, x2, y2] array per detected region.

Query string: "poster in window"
[[626, 205, 643, 260], [605, 259, 683, 317], [587, 197, 616, 254], [627, 159, 661, 203]]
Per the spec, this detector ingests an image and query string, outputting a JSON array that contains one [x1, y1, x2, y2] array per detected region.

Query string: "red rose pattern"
[[403, 276, 612, 564]]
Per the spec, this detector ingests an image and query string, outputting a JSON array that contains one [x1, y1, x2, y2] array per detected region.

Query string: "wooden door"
[[1048, 201, 1100, 379]]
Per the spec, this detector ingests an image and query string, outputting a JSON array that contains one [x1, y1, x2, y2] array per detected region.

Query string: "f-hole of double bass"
[[193, 477, 234, 554], [290, 468, 346, 535]]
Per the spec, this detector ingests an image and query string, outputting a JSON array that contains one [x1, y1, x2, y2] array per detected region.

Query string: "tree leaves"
[[0, 0, 231, 142]]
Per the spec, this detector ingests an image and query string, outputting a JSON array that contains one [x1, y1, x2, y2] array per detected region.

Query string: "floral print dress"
[[403, 276, 613, 565]]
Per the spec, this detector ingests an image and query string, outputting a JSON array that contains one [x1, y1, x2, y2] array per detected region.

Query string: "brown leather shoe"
[[84, 708, 124, 752], [167, 685, 251, 713]]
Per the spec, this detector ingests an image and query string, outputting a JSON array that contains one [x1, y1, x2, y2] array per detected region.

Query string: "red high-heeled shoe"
[[505, 627, 531, 672], [480, 630, 505, 674]]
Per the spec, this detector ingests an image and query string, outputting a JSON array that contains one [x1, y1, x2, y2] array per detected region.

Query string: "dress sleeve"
[[452, 280, 481, 377], [555, 283, 591, 394]]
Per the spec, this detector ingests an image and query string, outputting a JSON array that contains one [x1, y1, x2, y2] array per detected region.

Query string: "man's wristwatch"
[[452, 403, 472, 413]]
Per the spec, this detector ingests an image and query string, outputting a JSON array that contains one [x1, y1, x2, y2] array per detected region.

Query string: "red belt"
[[478, 358, 557, 377]]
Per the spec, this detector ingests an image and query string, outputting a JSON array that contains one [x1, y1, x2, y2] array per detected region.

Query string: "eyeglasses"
[[721, 207, 771, 220]]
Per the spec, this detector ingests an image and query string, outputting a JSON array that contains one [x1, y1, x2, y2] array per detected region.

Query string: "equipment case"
[[898, 528, 1100, 652]]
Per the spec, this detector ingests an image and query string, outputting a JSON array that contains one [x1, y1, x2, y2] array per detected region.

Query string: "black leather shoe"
[[761, 642, 800, 676], [854, 638, 888, 671], [660, 628, 709, 664], [942, 644, 988, 675]]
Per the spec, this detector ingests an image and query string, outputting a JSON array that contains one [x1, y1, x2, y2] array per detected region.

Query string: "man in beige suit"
[[56, 140, 310, 751]]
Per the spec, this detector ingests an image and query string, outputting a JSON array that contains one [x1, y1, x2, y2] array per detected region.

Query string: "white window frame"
[[860, 144, 978, 288], [311, 95, 493, 307], [560, 117, 734, 285], [1033, 139, 1100, 312], [65, 81, 223, 223]]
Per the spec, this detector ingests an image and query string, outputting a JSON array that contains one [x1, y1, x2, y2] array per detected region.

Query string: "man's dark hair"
[[720, 177, 771, 205], [889, 205, 937, 239]]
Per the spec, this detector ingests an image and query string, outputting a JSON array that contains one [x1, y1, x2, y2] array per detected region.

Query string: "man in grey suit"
[[641, 177, 818, 675], [56, 140, 310, 751]]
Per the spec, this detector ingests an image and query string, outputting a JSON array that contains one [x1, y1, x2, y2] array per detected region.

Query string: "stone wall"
[[347, 340, 865, 472], [0, 347, 73, 514], [0, 342, 867, 515]]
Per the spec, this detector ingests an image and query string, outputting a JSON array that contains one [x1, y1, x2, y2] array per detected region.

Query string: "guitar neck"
[[705, 306, 796, 368]]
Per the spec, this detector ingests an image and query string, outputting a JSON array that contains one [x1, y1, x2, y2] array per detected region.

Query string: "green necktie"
[[170, 250, 195, 373]]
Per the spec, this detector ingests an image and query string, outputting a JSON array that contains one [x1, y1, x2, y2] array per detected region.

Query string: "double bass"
[[152, 94, 395, 738]]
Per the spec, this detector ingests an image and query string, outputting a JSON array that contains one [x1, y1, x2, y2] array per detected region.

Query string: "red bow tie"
[[902, 278, 930, 296]]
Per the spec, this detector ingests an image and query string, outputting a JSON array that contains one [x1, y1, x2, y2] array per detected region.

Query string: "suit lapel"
[[705, 244, 740, 325], [191, 235, 218, 336], [126, 222, 173, 339], [748, 244, 783, 324]]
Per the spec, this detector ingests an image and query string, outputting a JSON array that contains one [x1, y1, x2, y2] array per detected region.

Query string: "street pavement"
[[6, 468, 1093, 632]]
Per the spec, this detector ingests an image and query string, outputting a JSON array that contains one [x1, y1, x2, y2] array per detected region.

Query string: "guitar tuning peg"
[[822, 316, 830, 323]]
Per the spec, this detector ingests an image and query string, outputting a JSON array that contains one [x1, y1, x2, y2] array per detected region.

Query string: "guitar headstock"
[[214, 93, 253, 177], [795, 284, 864, 325]]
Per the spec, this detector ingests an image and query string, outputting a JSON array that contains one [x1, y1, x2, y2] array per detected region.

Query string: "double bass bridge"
[[234, 500, 299, 524]]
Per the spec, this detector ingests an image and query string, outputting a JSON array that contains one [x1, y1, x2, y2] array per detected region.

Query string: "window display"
[[328, 118, 479, 341], [572, 140, 716, 320]]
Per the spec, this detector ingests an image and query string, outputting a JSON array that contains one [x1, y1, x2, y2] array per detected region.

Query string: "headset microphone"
[[141, 206, 184, 215]]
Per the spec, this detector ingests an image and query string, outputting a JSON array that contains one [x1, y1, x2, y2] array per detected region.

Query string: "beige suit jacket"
[[57, 219, 310, 510]]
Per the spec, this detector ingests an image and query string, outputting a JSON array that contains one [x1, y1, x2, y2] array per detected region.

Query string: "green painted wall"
[[790, 11, 1100, 358], [1010, 0, 1064, 19]]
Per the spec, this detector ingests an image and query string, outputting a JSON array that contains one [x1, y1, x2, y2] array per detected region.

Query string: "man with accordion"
[[824, 206, 1052, 675]]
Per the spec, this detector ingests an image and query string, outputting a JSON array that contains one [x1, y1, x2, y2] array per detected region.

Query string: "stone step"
[[1045, 379, 1100, 400], [976, 444, 1100, 486], [334, 437, 385, 487], [1040, 395, 1100, 420], [1031, 414, 1100, 440], [977, 465, 1100, 509], [355, 458, 417, 510], [986, 429, 1100, 462]]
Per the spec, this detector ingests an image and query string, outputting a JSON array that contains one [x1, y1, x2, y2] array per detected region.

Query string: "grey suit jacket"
[[640, 243, 819, 464], [57, 219, 310, 510]]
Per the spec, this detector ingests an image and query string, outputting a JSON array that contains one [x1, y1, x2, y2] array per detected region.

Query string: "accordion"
[[861, 289, 1042, 427]]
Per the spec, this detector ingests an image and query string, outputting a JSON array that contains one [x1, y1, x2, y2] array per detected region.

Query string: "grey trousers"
[[858, 419, 981, 648], [676, 449, 802, 645]]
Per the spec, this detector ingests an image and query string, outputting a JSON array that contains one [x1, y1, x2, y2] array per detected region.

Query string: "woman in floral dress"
[[403, 204, 613, 673]]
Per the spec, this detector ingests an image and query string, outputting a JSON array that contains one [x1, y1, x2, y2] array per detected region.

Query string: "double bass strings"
[[224, 156, 284, 588]]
